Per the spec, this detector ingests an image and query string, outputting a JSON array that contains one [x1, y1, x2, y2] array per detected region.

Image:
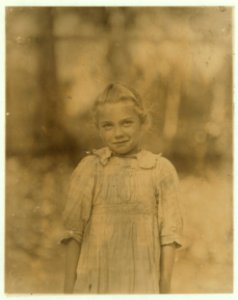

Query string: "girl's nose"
[[114, 126, 124, 139]]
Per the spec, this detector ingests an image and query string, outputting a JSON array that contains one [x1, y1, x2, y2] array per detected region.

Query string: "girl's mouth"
[[113, 140, 129, 145]]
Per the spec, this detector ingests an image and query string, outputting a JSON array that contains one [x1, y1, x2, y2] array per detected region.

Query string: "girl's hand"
[[63, 238, 81, 293], [159, 243, 176, 293], [64, 272, 77, 293]]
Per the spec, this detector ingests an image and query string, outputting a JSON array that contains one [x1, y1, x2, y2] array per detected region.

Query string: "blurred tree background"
[[5, 7, 233, 293]]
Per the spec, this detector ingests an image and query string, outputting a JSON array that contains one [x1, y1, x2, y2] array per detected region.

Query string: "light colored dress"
[[61, 147, 183, 294]]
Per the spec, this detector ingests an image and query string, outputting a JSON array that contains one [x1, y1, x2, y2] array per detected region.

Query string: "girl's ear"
[[141, 113, 151, 131]]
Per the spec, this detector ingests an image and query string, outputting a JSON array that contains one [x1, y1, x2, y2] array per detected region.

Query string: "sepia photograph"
[[4, 2, 235, 296]]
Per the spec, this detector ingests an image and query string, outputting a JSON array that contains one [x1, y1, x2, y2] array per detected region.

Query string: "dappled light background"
[[6, 7, 233, 293]]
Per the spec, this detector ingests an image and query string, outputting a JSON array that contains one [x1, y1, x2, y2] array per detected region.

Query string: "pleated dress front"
[[61, 147, 183, 294]]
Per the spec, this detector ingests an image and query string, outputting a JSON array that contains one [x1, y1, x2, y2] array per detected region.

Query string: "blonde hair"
[[93, 83, 148, 125]]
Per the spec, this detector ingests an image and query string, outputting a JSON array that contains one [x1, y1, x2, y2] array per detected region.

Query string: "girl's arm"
[[159, 243, 176, 293], [157, 158, 183, 293], [62, 156, 96, 293], [64, 239, 81, 293]]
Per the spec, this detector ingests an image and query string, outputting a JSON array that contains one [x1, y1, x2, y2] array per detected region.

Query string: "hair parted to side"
[[93, 83, 149, 126]]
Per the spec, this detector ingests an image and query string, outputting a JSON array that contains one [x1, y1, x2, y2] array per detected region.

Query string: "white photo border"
[[1, 1, 237, 300]]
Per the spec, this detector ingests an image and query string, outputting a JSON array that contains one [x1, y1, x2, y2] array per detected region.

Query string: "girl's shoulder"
[[72, 152, 99, 176], [140, 150, 178, 179], [138, 149, 173, 169], [73, 147, 111, 171]]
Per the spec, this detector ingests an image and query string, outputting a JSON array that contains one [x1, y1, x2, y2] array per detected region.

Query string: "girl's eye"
[[122, 120, 133, 127], [102, 123, 113, 130]]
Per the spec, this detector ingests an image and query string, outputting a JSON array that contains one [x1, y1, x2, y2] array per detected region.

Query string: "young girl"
[[61, 83, 183, 294]]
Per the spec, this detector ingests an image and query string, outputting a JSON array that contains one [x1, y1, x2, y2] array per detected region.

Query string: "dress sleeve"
[[60, 155, 96, 244], [157, 157, 183, 248]]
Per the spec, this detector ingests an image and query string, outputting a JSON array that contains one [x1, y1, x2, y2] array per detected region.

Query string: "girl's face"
[[97, 100, 144, 155]]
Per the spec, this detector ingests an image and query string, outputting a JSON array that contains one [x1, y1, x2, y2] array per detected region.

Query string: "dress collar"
[[92, 147, 161, 169]]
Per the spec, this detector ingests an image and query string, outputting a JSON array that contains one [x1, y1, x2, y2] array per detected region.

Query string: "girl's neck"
[[111, 146, 142, 157]]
